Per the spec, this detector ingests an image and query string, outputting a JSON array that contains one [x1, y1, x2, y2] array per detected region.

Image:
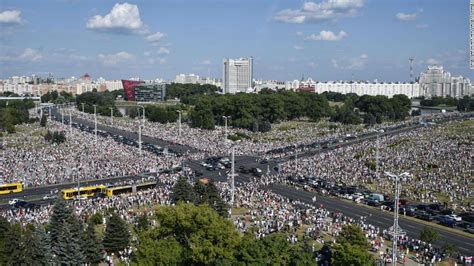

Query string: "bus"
[[0, 182, 23, 195], [105, 185, 133, 197], [105, 182, 157, 197], [62, 185, 106, 200]]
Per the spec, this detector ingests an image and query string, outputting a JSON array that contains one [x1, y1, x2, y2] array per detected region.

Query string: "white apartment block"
[[175, 74, 199, 84], [223, 57, 253, 94], [105, 80, 124, 91], [471, 0, 474, 69], [313, 81, 420, 98], [418, 66, 471, 98]]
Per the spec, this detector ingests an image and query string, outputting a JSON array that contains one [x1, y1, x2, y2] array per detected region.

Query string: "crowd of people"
[[279, 119, 472, 209], [0, 120, 183, 187], [69, 107, 391, 158], [0, 105, 470, 264]]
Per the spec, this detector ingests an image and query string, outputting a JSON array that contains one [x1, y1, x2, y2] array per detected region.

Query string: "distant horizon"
[[1, 0, 472, 81]]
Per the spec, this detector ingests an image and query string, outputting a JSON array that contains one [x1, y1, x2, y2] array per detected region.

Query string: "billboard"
[[121, 80, 144, 101]]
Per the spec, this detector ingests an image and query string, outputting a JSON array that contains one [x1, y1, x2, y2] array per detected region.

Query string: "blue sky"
[[0, 0, 471, 81]]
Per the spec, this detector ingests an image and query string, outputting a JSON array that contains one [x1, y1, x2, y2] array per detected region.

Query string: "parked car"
[[439, 217, 456, 228], [446, 214, 462, 222]]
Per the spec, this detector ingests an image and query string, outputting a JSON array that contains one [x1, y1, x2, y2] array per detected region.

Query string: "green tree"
[[336, 224, 369, 249], [442, 243, 458, 260], [48, 197, 72, 255], [171, 176, 195, 203], [0, 217, 10, 265], [103, 212, 130, 253], [134, 203, 240, 265], [332, 243, 373, 266], [5, 223, 25, 265], [35, 226, 52, 265], [83, 221, 103, 265], [419, 226, 440, 244]]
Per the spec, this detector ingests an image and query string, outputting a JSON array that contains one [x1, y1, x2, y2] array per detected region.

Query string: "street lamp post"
[[48, 106, 51, 121], [385, 171, 410, 266], [61, 107, 64, 124], [69, 109, 72, 132], [109, 107, 114, 125], [177, 110, 182, 138], [138, 124, 142, 155], [222, 116, 230, 142], [228, 140, 240, 214], [375, 129, 384, 179], [81, 103, 85, 114], [93, 104, 97, 142], [138, 105, 145, 125]]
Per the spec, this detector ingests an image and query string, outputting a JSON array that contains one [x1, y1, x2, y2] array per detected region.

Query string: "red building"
[[121, 80, 144, 101]]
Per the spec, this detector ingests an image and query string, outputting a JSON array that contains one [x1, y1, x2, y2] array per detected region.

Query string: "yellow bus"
[[0, 182, 23, 195], [105, 182, 157, 197], [105, 185, 133, 197], [62, 185, 106, 200]]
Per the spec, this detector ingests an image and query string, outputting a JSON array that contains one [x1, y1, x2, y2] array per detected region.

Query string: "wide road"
[[50, 107, 198, 154], [269, 183, 474, 255]]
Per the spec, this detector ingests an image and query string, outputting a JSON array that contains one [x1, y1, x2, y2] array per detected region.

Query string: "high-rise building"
[[471, 0, 474, 69], [223, 57, 253, 94], [419, 66, 471, 98]]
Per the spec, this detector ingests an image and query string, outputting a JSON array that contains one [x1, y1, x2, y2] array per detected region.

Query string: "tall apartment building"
[[471, 0, 474, 69], [223, 57, 253, 94], [418, 66, 471, 98]]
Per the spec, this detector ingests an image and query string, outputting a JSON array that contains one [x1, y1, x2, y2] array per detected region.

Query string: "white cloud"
[[19, 48, 42, 62], [157, 47, 170, 55], [0, 10, 22, 24], [293, 45, 304, 50], [296, 31, 303, 36], [200, 59, 212, 65], [308, 62, 318, 68], [395, 12, 417, 21], [332, 54, 368, 70], [426, 58, 440, 65], [86, 3, 145, 34], [395, 9, 423, 22], [274, 0, 364, 24], [305, 30, 347, 41], [146, 32, 166, 43], [98, 51, 134, 66]]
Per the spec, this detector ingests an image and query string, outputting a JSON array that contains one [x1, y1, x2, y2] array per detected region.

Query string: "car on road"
[[8, 199, 20, 206], [446, 214, 462, 222], [416, 212, 434, 222], [439, 217, 456, 228], [42, 194, 56, 200]]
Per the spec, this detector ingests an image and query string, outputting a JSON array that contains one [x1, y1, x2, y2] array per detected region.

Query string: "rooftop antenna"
[[409, 58, 415, 82]]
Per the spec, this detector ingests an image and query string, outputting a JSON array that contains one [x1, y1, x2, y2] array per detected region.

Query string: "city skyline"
[[0, 0, 472, 81]]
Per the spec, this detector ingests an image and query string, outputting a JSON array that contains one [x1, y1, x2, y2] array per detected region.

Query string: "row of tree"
[[0, 99, 35, 133], [75, 91, 123, 117], [0, 198, 131, 265], [133, 203, 374, 265], [41, 91, 74, 104], [44, 130, 66, 144], [187, 90, 412, 130], [166, 83, 219, 101], [171, 176, 229, 217]]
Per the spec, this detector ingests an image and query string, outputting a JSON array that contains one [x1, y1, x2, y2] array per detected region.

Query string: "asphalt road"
[[50, 107, 198, 155], [269, 183, 474, 255]]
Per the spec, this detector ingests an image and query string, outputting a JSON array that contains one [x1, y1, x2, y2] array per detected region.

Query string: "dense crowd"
[[280, 119, 473, 209], [69, 108, 387, 157], [0, 120, 183, 187], [0, 106, 471, 264]]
